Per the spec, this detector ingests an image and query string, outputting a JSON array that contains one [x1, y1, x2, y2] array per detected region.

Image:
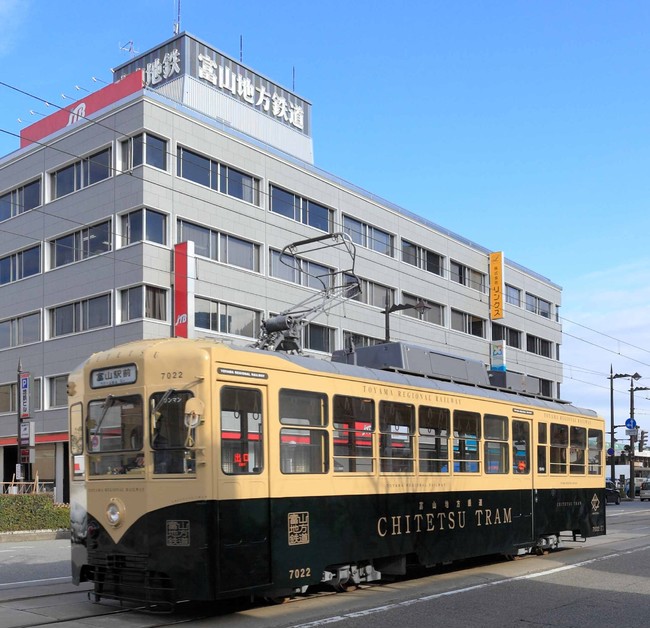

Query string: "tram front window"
[[151, 390, 196, 474], [87, 395, 144, 476]]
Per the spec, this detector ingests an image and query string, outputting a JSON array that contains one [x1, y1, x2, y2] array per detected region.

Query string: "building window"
[[0, 178, 41, 221], [304, 322, 334, 353], [342, 330, 383, 350], [121, 209, 167, 246], [0, 383, 16, 413], [525, 292, 551, 318], [451, 309, 485, 338], [269, 185, 332, 232], [270, 249, 333, 290], [401, 240, 443, 277], [51, 148, 111, 199], [450, 260, 486, 292], [121, 285, 167, 322], [402, 293, 444, 326], [491, 322, 522, 349], [195, 298, 260, 339], [177, 220, 260, 272], [120, 132, 167, 171], [50, 294, 111, 337], [0, 245, 41, 285], [344, 273, 393, 309], [0, 312, 40, 349], [343, 215, 394, 257], [177, 146, 259, 205], [50, 220, 111, 268], [526, 334, 553, 358], [48, 375, 68, 408], [505, 284, 521, 307]]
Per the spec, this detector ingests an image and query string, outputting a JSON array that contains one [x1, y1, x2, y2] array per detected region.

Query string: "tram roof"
[[230, 342, 598, 419]]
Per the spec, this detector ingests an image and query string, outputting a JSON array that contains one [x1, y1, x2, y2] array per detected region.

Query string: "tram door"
[[512, 418, 535, 543], [217, 385, 271, 592]]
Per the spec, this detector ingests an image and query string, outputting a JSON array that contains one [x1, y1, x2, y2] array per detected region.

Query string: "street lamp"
[[629, 379, 650, 500], [608, 368, 640, 484], [381, 296, 430, 343]]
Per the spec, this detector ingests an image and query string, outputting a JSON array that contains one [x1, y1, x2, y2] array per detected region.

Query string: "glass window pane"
[[179, 221, 211, 258], [87, 149, 111, 185], [270, 186, 296, 219], [146, 134, 166, 169], [23, 180, 41, 211], [87, 221, 111, 257], [132, 134, 144, 167], [0, 193, 11, 221], [123, 210, 143, 245], [180, 148, 211, 187], [306, 200, 329, 231], [87, 294, 110, 329], [19, 313, 40, 344], [54, 164, 75, 198], [224, 235, 257, 270], [21, 246, 40, 278], [145, 210, 166, 244]]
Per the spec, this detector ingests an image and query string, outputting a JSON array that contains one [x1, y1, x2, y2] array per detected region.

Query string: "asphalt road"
[[1, 501, 649, 627]]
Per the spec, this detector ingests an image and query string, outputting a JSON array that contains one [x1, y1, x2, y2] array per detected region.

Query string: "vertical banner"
[[489, 251, 504, 320], [173, 241, 196, 338], [490, 340, 507, 372]]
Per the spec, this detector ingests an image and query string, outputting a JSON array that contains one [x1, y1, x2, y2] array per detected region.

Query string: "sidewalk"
[[0, 529, 68, 543]]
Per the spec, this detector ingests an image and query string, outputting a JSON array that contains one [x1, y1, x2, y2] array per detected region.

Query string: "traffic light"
[[640, 430, 647, 452]]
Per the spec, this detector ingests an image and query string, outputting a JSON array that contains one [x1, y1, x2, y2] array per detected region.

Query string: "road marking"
[[295, 545, 650, 627], [0, 576, 71, 590]]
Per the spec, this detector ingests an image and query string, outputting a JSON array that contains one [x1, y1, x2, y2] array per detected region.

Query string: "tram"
[[68, 336, 606, 607]]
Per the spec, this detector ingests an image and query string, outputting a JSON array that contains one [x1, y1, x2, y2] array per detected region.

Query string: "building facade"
[[0, 33, 562, 500]]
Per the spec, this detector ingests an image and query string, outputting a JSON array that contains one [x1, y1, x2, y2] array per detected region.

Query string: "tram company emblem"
[[166, 519, 191, 547], [288, 512, 310, 546]]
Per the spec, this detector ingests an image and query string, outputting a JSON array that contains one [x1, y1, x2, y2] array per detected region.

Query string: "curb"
[[0, 529, 68, 543]]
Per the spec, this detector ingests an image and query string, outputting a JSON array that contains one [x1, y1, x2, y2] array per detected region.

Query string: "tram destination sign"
[[91, 364, 137, 388]]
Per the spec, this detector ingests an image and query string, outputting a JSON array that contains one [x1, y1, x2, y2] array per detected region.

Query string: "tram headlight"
[[106, 499, 125, 527]]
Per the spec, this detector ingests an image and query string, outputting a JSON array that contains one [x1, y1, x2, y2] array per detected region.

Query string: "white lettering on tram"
[[377, 505, 511, 537]]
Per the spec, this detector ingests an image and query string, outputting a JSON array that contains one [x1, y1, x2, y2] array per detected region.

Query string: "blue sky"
[[2, 0, 650, 430]]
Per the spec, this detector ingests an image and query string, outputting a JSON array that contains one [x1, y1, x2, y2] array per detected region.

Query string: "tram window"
[[380, 401, 415, 473], [588, 429, 603, 474], [280, 389, 329, 474], [550, 423, 568, 474], [512, 420, 530, 474], [333, 395, 374, 473], [279, 389, 328, 426], [151, 390, 195, 475], [280, 428, 328, 473], [570, 426, 587, 474], [484, 414, 508, 474], [537, 445, 547, 473], [87, 395, 144, 476], [70, 402, 83, 455], [538, 422, 547, 444], [453, 410, 480, 473], [419, 406, 450, 473], [220, 387, 263, 475]]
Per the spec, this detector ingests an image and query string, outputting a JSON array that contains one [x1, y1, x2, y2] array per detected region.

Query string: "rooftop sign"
[[113, 33, 311, 136]]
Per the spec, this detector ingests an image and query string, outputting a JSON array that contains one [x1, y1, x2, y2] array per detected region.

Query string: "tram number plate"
[[166, 520, 191, 547]]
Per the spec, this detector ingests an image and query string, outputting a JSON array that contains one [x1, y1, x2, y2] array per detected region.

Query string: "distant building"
[[0, 33, 562, 500]]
